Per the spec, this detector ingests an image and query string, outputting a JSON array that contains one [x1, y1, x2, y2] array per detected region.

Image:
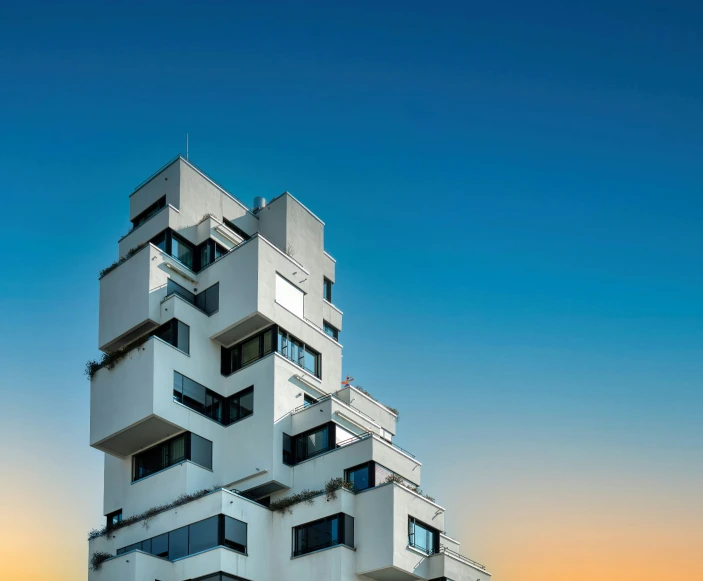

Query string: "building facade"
[[88, 156, 491, 581]]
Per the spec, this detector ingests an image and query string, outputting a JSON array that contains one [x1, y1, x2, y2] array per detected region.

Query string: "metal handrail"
[[438, 545, 486, 570], [290, 392, 378, 424]]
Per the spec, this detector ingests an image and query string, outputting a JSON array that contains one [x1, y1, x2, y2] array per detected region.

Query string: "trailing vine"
[[90, 551, 113, 571], [84, 334, 150, 379], [352, 386, 399, 418], [384, 473, 435, 502], [269, 477, 354, 515], [88, 486, 221, 541], [98, 243, 147, 279]]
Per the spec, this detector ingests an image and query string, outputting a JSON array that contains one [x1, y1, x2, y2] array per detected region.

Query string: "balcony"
[[354, 483, 448, 581], [98, 243, 200, 352], [336, 385, 398, 437], [291, 393, 387, 439], [428, 546, 491, 581], [90, 338, 190, 457], [290, 431, 421, 494]]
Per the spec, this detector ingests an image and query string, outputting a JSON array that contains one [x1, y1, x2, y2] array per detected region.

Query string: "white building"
[[87, 155, 491, 581]]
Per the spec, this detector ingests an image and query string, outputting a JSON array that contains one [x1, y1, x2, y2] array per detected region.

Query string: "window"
[[230, 386, 254, 423], [223, 218, 251, 241], [345, 463, 371, 492], [167, 280, 218, 316], [167, 279, 195, 304], [323, 321, 339, 341], [282, 422, 336, 465], [106, 509, 122, 529], [275, 273, 304, 318], [132, 432, 212, 481], [117, 515, 247, 560], [198, 239, 228, 270], [195, 283, 219, 314], [323, 277, 333, 302], [189, 516, 219, 554], [293, 513, 354, 557], [278, 328, 320, 377], [303, 394, 318, 408], [221, 327, 275, 376], [131, 196, 166, 229], [408, 517, 440, 555], [174, 372, 252, 426], [171, 233, 194, 269], [224, 515, 247, 553], [152, 319, 190, 354]]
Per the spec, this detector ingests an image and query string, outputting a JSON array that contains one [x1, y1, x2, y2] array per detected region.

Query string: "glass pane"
[[262, 329, 273, 354], [173, 372, 183, 403], [141, 538, 151, 553], [307, 519, 330, 552], [190, 433, 212, 470], [224, 516, 247, 553], [151, 533, 168, 557], [348, 464, 370, 491], [171, 236, 193, 269], [344, 514, 354, 548], [168, 526, 189, 560], [176, 321, 190, 353], [278, 330, 287, 356], [188, 516, 219, 554], [206, 392, 222, 422], [182, 377, 205, 412], [200, 244, 212, 267], [238, 389, 253, 418], [330, 516, 339, 544], [152, 231, 166, 251], [206, 283, 219, 314], [306, 426, 328, 458], [240, 336, 260, 366], [303, 348, 317, 374]]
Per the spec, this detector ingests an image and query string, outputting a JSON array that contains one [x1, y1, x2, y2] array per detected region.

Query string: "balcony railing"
[[291, 393, 376, 424], [437, 544, 486, 571]]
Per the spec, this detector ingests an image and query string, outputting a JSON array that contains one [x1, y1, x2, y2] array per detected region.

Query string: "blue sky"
[[0, 1, 701, 579]]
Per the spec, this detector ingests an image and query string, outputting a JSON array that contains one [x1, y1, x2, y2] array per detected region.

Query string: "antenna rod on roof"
[[186, 133, 189, 161]]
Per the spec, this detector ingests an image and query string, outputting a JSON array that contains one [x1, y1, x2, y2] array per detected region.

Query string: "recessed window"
[[221, 327, 275, 376], [117, 515, 248, 560], [174, 372, 252, 426], [282, 422, 337, 465], [171, 233, 194, 269], [408, 517, 440, 555], [278, 328, 320, 377], [152, 319, 190, 354], [303, 394, 318, 408], [132, 432, 212, 482], [293, 513, 354, 557], [323, 321, 339, 341], [106, 509, 122, 529], [195, 283, 219, 314], [131, 196, 166, 229], [323, 277, 333, 302], [223, 218, 251, 241], [345, 463, 371, 491]]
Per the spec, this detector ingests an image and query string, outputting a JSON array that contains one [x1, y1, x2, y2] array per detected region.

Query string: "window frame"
[[323, 277, 333, 303], [292, 513, 354, 557], [132, 432, 212, 482], [408, 516, 440, 555]]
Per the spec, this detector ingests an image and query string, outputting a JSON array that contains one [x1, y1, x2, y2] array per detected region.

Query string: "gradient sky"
[[1, 1, 702, 580]]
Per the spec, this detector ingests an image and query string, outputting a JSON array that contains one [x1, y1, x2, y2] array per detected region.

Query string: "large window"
[[106, 509, 122, 530], [174, 372, 253, 426], [149, 228, 229, 273], [117, 514, 247, 560], [293, 513, 354, 557], [171, 233, 194, 269], [131, 196, 166, 229], [278, 328, 320, 377], [152, 319, 190, 354], [199, 239, 227, 270], [323, 277, 333, 302], [132, 432, 212, 481], [220, 325, 321, 378], [282, 422, 337, 465], [220, 327, 275, 375], [408, 517, 440, 555]]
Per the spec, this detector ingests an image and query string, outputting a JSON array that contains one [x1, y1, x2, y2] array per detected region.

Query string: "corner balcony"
[[335, 385, 398, 437], [354, 483, 452, 581], [290, 431, 422, 493], [90, 337, 189, 457], [291, 393, 392, 440], [427, 546, 491, 581], [98, 243, 199, 352]]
